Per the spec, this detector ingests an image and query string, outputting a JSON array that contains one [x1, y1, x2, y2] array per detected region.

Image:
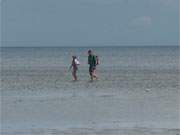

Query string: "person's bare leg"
[[89, 71, 93, 81], [74, 70, 77, 81], [72, 72, 75, 80], [72, 70, 77, 81], [93, 70, 98, 80]]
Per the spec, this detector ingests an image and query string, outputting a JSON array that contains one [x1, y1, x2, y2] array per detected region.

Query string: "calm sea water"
[[1, 47, 180, 132], [1, 46, 179, 71], [1, 46, 179, 92]]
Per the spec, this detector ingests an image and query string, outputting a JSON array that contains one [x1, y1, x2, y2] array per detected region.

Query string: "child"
[[69, 56, 80, 81]]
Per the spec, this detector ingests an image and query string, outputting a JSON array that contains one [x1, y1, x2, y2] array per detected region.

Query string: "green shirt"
[[88, 55, 96, 67]]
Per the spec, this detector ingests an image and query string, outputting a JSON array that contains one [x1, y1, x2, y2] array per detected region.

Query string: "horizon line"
[[1, 45, 179, 48]]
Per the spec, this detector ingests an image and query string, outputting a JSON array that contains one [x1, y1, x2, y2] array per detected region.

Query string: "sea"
[[1, 46, 180, 87], [1, 46, 179, 93], [1, 46, 180, 134], [1, 46, 179, 70]]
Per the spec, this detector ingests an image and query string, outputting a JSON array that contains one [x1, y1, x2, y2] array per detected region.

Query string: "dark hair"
[[88, 50, 92, 53], [72, 56, 77, 59]]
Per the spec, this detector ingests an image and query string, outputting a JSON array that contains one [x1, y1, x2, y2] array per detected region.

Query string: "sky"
[[1, 0, 179, 47]]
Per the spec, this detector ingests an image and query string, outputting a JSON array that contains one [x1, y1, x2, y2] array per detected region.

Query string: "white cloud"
[[151, 0, 178, 8], [83, 0, 125, 5], [159, 0, 177, 5], [131, 16, 152, 28]]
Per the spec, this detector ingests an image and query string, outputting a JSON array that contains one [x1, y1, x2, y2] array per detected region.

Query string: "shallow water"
[[1, 46, 179, 70], [1, 46, 179, 91], [1, 46, 180, 134]]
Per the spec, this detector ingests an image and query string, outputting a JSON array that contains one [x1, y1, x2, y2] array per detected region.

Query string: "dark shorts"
[[89, 66, 96, 73]]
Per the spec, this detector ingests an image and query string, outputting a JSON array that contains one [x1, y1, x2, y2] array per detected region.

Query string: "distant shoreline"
[[1, 45, 179, 48]]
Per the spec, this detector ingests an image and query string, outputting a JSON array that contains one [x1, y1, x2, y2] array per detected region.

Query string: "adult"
[[88, 50, 98, 81]]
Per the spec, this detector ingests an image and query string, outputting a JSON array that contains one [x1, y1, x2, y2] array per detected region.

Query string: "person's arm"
[[69, 62, 73, 71], [96, 57, 99, 65], [93, 56, 96, 66], [88, 56, 90, 64]]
